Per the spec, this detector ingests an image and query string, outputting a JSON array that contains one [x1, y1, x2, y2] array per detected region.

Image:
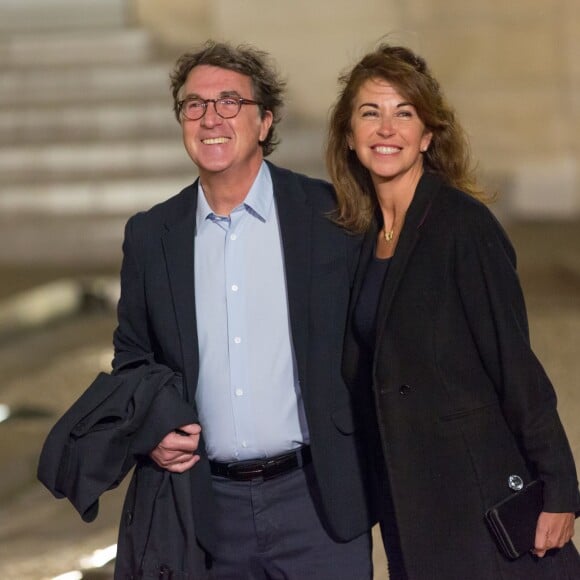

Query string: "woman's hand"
[[532, 511, 575, 557]]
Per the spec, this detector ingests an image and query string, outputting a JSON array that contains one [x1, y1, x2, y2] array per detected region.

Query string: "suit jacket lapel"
[[374, 172, 441, 348], [268, 163, 312, 384], [162, 183, 199, 402]]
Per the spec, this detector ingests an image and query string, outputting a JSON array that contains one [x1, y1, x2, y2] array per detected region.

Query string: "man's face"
[[179, 65, 273, 182]]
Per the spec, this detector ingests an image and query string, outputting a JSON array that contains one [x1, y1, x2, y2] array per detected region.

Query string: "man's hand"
[[149, 423, 201, 473], [532, 511, 575, 557]]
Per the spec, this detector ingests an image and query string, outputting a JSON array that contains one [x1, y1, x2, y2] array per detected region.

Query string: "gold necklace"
[[383, 227, 394, 243]]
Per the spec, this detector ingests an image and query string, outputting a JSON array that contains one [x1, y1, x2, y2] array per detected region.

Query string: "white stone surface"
[[0, 279, 82, 336], [0, 102, 179, 146], [0, 29, 153, 67], [0, 0, 128, 31], [0, 140, 192, 183], [0, 63, 171, 106], [0, 176, 195, 215], [510, 157, 579, 218]]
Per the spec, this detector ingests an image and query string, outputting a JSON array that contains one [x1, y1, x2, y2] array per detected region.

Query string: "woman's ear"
[[347, 134, 354, 150], [420, 130, 433, 153]]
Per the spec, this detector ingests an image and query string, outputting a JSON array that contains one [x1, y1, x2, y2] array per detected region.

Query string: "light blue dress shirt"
[[194, 162, 310, 462]]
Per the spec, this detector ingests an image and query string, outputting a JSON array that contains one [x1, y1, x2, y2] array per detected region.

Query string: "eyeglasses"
[[177, 96, 262, 121]]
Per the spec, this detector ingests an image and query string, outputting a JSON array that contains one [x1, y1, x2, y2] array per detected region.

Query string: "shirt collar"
[[196, 162, 274, 233]]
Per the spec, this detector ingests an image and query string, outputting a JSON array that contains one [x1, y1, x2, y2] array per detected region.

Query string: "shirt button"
[[230, 233, 237, 241], [235, 388, 244, 397], [241, 441, 248, 448], [231, 284, 239, 292], [234, 336, 241, 344]]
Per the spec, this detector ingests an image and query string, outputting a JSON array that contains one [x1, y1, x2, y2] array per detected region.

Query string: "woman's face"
[[348, 78, 432, 189]]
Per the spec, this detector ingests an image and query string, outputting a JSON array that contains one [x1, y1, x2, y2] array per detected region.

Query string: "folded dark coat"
[[38, 365, 210, 579]]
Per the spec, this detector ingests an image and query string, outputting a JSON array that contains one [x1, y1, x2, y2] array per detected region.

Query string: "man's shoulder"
[[268, 162, 332, 190], [128, 181, 197, 229], [266, 162, 336, 209]]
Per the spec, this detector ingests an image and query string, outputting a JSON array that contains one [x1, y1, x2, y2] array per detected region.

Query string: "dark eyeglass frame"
[[177, 96, 262, 121]]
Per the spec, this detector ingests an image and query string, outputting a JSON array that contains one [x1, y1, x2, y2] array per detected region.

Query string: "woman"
[[327, 44, 580, 579]]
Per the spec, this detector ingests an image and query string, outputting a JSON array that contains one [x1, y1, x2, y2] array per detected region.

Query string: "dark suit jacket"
[[343, 172, 580, 579], [112, 163, 373, 560]]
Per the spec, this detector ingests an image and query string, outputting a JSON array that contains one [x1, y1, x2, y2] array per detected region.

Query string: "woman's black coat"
[[343, 172, 580, 579]]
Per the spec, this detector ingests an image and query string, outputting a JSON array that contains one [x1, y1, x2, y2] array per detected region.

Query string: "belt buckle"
[[262, 457, 283, 480], [236, 456, 285, 481], [219, 449, 302, 481], [228, 459, 266, 480]]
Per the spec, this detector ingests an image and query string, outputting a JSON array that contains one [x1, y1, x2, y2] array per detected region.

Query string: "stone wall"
[[400, 0, 580, 217], [134, 0, 580, 218]]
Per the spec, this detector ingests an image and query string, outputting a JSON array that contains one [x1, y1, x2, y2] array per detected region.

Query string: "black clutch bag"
[[484, 479, 543, 559]]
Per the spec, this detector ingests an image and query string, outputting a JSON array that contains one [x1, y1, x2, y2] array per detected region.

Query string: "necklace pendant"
[[384, 228, 394, 242]]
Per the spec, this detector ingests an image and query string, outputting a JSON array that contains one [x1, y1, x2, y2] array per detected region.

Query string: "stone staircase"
[[0, 2, 192, 264], [0, 33, 192, 218], [0, 2, 326, 266]]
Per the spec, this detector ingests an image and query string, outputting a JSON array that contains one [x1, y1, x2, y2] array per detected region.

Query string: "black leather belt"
[[209, 446, 312, 481]]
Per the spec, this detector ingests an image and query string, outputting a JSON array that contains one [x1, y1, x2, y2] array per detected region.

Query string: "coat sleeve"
[[454, 208, 580, 513]]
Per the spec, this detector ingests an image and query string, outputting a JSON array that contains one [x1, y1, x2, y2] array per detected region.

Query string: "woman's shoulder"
[[430, 178, 499, 230], [435, 181, 516, 264]]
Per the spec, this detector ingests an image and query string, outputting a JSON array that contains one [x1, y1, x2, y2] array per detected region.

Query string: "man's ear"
[[259, 110, 274, 142]]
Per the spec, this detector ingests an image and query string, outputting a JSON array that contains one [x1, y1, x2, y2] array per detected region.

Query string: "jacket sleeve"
[[454, 208, 580, 513], [113, 213, 158, 372], [112, 213, 197, 432]]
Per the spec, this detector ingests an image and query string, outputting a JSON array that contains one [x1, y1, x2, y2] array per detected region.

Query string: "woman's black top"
[[353, 251, 391, 352]]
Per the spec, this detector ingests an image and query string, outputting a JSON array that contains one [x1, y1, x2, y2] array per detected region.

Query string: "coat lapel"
[[374, 172, 441, 348], [268, 163, 312, 384], [161, 183, 199, 402]]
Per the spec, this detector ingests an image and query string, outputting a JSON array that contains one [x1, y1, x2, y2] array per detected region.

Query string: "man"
[[39, 41, 374, 579]]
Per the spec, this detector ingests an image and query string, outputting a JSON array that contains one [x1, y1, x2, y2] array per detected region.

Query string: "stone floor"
[[0, 220, 578, 579]]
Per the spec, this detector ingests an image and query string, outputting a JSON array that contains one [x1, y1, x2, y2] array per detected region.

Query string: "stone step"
[[0, 0, 127, 32], [0, 139, 192, 184], [0, 214, 129, 265], [0, 176, 196, 216], [0, 29, 154, 69], [0, 62, 172, 106], [0, 123, 325, 185], [0, 101, 178, 146], [0, 146, 325, 219]]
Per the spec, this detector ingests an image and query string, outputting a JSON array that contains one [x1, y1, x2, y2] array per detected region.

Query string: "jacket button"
[[399, 384, 411, 396], [125, 510, 133, 525]]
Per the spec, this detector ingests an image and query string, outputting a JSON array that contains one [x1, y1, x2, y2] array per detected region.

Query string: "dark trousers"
[[207, 463, 372, 579]]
